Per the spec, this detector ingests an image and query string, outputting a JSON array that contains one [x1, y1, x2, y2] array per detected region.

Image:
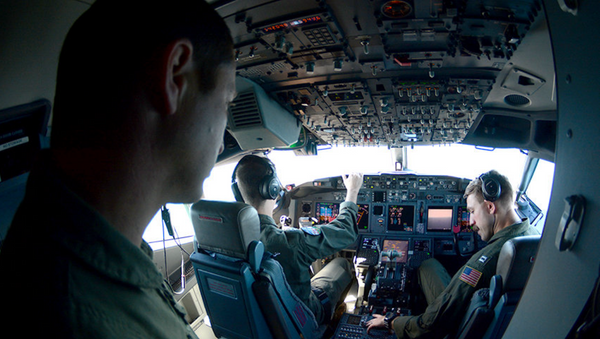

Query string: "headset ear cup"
[[481, 174, 501, 202], [231, 182, 244, 202], [268, 178, 282, 199], [259, 176, 281, 200]]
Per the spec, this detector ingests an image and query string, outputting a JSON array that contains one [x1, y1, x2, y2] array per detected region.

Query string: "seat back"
[[454, 235, 541, 339], [483, 234, 541, 338], [190, 200, 318, 339], [0, 99, 51, 248]]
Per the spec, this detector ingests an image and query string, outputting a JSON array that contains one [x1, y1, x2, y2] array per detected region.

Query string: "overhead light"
[[334, 59, 343, 71], [306, 61, 315, 74]]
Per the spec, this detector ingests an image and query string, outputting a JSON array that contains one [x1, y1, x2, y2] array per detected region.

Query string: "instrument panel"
[[284, 173, 486, 338], [290, 173, 474, 244], [288, 173, 478, 264]]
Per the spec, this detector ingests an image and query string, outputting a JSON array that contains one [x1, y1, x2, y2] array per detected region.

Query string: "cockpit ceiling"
[[215, 0, 556, 155]]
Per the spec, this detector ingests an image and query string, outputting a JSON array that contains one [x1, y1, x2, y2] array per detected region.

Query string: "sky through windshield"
[[144, 144, 553, 248]]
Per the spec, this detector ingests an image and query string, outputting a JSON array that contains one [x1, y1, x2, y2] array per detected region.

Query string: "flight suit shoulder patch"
[[478, 255, 490, 265], [301, 226, 322, 236], [459, 266, 482, 287]]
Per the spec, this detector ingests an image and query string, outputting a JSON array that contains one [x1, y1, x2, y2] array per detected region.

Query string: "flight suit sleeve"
[[298, 201, 359, 262], [392, 252, 498, 338]]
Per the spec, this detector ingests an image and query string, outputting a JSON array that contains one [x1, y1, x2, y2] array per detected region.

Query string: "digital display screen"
[[329, 91, 365, 101], [381, 239, 409, 263], [315, 202, 339, 224], [261, 16, 323, 33], [357, 204, 369, 230], [427, 206, 453, 232], [346, 314, 362, 325], [373, 191, 386, 203], [457, 206, 472, 232], [414, 239, 431, 252], [387, 205, 415, 232], [361, 237, 378, 249]]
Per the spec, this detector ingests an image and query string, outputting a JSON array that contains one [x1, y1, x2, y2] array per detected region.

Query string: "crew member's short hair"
[[463, 170, 515, 207], [235, 156, 278, 206], [52, 0, 234, 147]]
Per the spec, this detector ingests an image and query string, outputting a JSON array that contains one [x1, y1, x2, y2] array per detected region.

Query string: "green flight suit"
[[258, 201, 359, 324], [0, 155, 198, 339], [392, 219, 538, 338]]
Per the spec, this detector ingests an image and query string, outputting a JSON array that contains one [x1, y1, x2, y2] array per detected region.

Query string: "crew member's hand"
[[342, 173, 363, 204], [366, 314, 386, 333]]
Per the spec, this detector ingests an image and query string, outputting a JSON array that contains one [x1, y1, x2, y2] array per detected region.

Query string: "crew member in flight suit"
[[366, 170, 539, 338], [0, 1, 236, 337], [232, 155, 364, 324]]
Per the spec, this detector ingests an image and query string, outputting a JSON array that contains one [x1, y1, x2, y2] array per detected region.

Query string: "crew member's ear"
[[158, 39, 194, 115], [485, 200, 496, 215]]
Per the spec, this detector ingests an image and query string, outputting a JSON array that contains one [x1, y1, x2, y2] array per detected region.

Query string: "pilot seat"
[[453, 234, 541, 339], [190, 200, 320, 339]]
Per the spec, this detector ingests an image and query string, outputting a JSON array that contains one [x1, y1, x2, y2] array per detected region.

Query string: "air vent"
[[229, 92, 262, 128], [504, 94, 531, 107], [267, 62, 286, 73], [227, 77, 301, 150]]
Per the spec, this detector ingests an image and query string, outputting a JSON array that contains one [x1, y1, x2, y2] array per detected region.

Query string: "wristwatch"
[[384, 313, 398, 329]]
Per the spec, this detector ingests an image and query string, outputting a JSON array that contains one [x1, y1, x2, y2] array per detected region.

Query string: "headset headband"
[[231, 155, 281, 202], [231, 155, 276, 181]]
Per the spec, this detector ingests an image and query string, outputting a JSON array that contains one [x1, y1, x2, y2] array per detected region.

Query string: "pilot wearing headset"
[[367, 170, 539, 338], [232, 154, 364, 325]]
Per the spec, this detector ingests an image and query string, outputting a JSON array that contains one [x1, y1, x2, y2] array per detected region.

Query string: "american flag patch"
[[293, 304, 307, 327], [459, 266, 482, 287]]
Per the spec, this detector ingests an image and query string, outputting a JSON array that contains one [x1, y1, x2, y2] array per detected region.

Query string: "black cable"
[[162, 213, 168, 280], [161, 205, 189, 295]]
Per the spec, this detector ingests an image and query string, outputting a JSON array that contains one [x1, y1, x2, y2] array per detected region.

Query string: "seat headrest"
[[190, 200, 260, 259], [496, 235, 541, 292]]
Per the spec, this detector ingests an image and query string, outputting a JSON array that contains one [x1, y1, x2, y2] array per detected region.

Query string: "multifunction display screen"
[[357, 204, 370, 230], [381, 239, 409, 263], [315, 202, 339, 224], [427, 206, 453, 232], [388, 205, 415, 232], [361, 237, 378, 249], [457, 206, 472, 232]]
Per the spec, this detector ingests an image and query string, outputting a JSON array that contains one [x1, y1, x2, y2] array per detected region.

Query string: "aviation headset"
[[231, 155, 282, 202], [478, 171, 502, 202]]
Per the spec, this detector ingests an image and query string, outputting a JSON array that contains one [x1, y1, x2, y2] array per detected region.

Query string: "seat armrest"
[[489, 275, 503, 309], [455, 288, 491, 339], [247, 240, 264, 272]]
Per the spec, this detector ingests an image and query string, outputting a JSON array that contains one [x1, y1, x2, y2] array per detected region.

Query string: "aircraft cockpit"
[[259, 168, 543, 338], [2, 0, 600, 338]]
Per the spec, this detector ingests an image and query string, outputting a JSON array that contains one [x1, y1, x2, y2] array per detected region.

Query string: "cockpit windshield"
[[143, 144, 553, 249]]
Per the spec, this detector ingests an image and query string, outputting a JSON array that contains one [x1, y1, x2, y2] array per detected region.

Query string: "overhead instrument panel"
[[216, 0, 546, 151]]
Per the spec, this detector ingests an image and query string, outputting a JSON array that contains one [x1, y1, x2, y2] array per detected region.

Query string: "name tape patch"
[[301, 226, 322, 236], [198, 215, 223, 223]]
